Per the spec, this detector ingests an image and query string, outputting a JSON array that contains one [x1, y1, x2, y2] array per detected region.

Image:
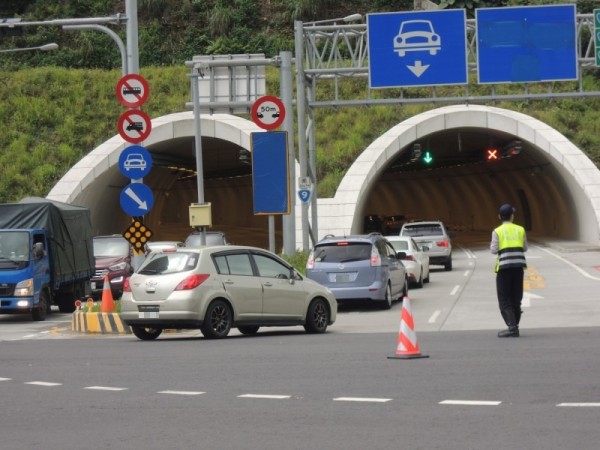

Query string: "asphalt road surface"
[[1, 240, 600, 449]]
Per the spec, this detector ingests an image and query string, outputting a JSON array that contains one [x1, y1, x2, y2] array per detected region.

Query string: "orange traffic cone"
[[388, 295, 429, 360], [100, 275, 115, 313]]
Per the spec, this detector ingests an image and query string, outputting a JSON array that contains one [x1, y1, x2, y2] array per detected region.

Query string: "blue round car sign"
[[118, 145, 153, 179]]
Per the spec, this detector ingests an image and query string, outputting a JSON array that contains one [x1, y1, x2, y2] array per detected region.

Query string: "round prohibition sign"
[[116, 74, 150, 108], [251, 95, 285, 130], [118, 109, 152, 144]]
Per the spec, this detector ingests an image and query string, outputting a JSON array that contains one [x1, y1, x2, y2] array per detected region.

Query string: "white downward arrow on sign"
[[407, 60, 429, 77], [125, 186, 148, 211]]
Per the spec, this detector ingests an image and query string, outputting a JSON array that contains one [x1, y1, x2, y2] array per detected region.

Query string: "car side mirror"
[[396, 251, 407, 260]]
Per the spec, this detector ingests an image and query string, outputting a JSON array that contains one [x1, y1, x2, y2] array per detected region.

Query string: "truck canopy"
[[0, 197, 94, 285]]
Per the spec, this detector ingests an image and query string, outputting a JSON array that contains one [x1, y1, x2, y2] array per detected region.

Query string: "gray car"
[[399, 221, 452, 271], [305, 233, 408, 309], [121, 245, 337, 340]]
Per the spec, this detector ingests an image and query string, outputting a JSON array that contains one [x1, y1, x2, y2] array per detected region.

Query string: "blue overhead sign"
[[367, 10, 467, 89], [476, 5, 577, 84]]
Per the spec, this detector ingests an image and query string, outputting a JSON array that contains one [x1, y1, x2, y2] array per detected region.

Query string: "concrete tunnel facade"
[[47, 105, 600, 248]]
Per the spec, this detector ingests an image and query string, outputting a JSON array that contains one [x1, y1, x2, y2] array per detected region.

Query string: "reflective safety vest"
[[494, 222, 526, 272]]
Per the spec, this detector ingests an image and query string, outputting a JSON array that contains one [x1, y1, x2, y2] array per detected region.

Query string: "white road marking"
[[521, 297, 531, 308], [557, 403, 600, 407], [450, 285, 460, 295], [25, 381, 63, 386], [84, 386, 128, 391], [238, 394, 290, 399], [537, 246, 600, 281], [158, 390, 205, 396], [333, 397, 392, 403], [463, 270, 470, 277], [440, 400, 501, 406], [0, 377, 12, 381], [428, 310, 441, 323], [22, 334, 37, 339]]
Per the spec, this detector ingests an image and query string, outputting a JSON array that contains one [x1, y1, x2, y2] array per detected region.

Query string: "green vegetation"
[[1, 0, 600, 204]]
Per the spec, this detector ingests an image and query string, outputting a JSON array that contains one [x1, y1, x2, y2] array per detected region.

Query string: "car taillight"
[[175, 274, 210, 291], [370, 247, 381, 267], [405, 255, 415, 261], [436, 240, 449, 247], [306, 250, 315, 270], [123, 277, 131, 292]]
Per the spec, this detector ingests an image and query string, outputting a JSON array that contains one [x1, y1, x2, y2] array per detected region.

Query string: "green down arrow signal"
[[422, 151, 433, 164]]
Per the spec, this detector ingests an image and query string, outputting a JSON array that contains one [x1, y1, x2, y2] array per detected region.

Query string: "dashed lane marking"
[[158, 390, 205, 396], [428, 310, 441, 323], [450, 285, 460, 296], [84, 386, 128, 391], [333, 397, 392, 403], [238, 394, 291, 399], [440, 400, 501, 406], [557, 403, 600, 407], [25, 381, 63, 386]]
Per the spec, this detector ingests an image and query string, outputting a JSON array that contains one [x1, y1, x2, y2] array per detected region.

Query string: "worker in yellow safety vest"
[[490, 204, 527, 338]]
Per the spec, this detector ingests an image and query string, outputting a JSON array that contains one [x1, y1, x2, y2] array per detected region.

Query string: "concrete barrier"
[[72, 311, 131, 334]]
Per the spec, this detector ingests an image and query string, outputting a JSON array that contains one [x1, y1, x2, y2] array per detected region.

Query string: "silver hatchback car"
[[121, 245, 337, 340], [399, 221, 452, 271]]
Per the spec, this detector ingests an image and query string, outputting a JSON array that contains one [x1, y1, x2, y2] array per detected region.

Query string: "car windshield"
[[93, 238, 130, 257], [389, 240, 409, 251], [402, 224, 443, 237], [401, 20, 432, 34], [313, 243, 372, 263], [138, 251, 198, 275]]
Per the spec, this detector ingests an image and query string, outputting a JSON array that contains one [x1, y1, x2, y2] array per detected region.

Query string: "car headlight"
[[15, 278, 34, 297], [109, 262, 128, 271]]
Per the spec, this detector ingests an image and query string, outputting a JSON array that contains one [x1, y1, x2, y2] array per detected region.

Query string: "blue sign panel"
[[368, 10, 467, 89], [118, 145, 153, 179], [251, 131, 290, 215], [477, 5, 577, 84], [120, 182, 154, 217]]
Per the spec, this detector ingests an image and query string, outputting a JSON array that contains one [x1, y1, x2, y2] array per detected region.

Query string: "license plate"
[[138, 305, 159, 319], [91, 282, 96, 290], [335, 273, 351, 282]]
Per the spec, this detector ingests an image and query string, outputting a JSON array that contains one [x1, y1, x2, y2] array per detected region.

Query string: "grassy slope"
[[1, 65, 599, 204]]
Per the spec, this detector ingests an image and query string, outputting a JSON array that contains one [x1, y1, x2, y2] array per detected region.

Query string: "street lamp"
[[305, 13, 363, 26], [0, 42, 59, 53]]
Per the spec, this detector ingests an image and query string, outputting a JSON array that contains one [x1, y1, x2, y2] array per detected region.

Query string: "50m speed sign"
[[251, 96, 285, 131]]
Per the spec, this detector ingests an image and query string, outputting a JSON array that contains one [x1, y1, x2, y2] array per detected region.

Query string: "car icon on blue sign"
[[394, 20, 441, 57]]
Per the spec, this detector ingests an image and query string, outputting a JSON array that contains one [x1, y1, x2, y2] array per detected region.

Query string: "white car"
[[385, 236, 430, 288], [394, 20, 441, 57]]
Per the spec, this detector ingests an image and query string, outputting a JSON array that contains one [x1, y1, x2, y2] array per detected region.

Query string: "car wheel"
[[402, 277, 409, 298], [380, 284, 393, 310], [32, 291, 49, 321], [304, 298, 330, 333], [131, 326, 162, 340], [444, 256, 453, 271], [416, 272, 424, 289], [238, 326, 260, 335], [424, 268, 430, 283], [201, 300, 232, 339]]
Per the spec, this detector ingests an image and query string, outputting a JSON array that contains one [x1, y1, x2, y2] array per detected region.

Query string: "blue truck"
[[0, 197, 94, 320]]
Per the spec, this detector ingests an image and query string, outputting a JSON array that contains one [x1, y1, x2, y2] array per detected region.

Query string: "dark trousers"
[[496, 267, 524, 327]]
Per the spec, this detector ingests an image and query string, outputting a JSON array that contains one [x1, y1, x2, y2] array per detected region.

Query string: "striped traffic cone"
[[388, 295, 429, 360], [100, 275, 115, 313]]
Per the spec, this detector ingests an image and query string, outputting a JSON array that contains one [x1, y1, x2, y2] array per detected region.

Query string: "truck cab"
[[0, 229, 52, 320]]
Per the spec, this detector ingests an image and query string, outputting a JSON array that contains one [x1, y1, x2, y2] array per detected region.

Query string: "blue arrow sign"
[[120, 183, 154, 217], [118, 145, 152, 179], [476, 5, 577, 83], [367, 10, 467, 88]]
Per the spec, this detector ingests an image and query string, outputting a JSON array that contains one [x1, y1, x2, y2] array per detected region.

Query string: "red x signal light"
[[486, 148, 499, 161]]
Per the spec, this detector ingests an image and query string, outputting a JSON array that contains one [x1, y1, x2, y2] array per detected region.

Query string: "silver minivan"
[[306, 233, 408, 309]]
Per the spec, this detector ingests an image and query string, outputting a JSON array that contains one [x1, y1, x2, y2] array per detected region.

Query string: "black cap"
[[498, 204, 515, 220]]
